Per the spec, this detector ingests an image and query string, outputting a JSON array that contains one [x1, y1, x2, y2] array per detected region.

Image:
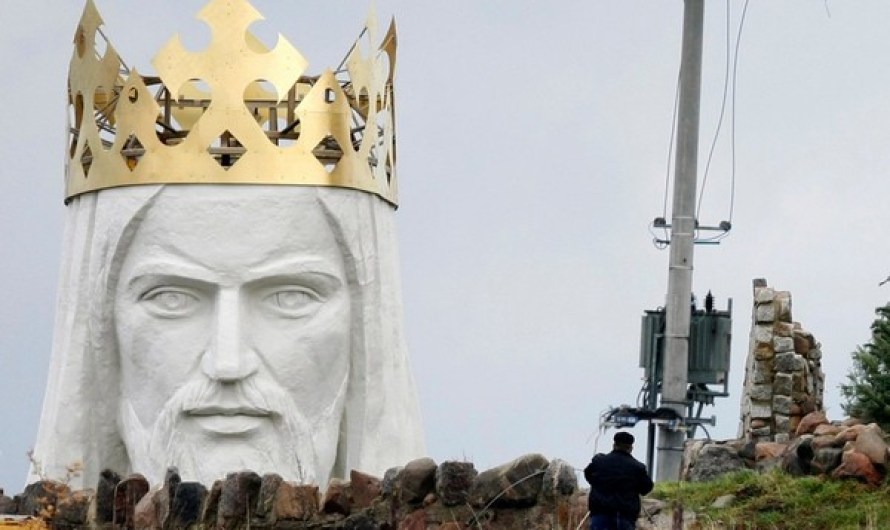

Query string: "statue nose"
[[202, 288, 258, 382]]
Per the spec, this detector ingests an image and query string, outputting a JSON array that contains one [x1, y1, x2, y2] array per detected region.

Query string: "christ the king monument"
[[29, 0, 425, 489]]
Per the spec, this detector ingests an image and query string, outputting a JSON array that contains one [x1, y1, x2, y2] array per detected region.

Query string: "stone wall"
[[738, 279, 825, 443], [682, 414, 888, 486], [0, 454, 589, 529]]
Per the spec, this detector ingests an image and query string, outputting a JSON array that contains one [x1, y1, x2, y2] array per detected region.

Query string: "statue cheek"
[[117, 307, 212, 373]]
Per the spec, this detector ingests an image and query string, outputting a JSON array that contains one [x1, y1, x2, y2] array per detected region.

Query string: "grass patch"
[[650, 469, 890, 529]]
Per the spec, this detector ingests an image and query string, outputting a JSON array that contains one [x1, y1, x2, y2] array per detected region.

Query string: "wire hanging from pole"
[[728, 0, 750, 224], [695, 0, 732, 224], [654, 1, 750, 248], [688, 0, 750, 245]]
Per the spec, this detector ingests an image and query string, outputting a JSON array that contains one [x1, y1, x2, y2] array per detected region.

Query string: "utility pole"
[[656, 0, 705, 482]]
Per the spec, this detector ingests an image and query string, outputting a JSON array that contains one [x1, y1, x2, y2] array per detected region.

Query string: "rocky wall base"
[[685, 413, 887, 486], [0, 454, 589, 529]]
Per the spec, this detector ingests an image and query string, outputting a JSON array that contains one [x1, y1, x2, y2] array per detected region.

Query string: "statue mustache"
[[175, 377, 281, 417]]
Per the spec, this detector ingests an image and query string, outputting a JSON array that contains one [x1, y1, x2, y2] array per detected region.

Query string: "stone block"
[[156, 467, 181, 527], [854, 424, 888, 465], [95, 469, 122, 523], [774, 352, 802, 372], [775, 292, 792, 322], [274, 483, 318, 521], [789, 415, 802, 433], [796, 411, 828, 436], [774, 321, 795, 338], [133, 489, 159, 530], [792, 371, 806, 393], [775, 433, 790, 443], [170, 482, 206, 529], [814, 423, 842, 436], [754, 442, 786, 462], [681, 440, 706, 481], [752, 325, 773, 345], [809, 347, 822, 361], [835, 424, 867, 446], [781, 436, 813, 475], [793, 332, 812, 355], [113, 474, 150, 528], [200, 480, 222, 529], [17, 481, 71, 518], [322, 479, 352, 516], [435, 461, 477, 507], [775, 414, 791, 434], [752, 364, 773, 384], [773, 395, 792, 415], [811, 448, 844, 475], [218, 471, 262, 528], [754, 343, 775, 361], [541, 459, 577, 500], [398, 458, 437, 504], [749, 383, 773, 401], [688, 445, 745, 482], [468, 453, 548, 508], [55, 489, 92, 526], [812, 434, 843, 450], [773, 337, 795, 354], [773, 373, 792, 396], [755, 303, 775, 323], [0, 493, 15, 515], [750, 401, 772, 419], [381, 466, 402, 498], [832, 450, 883, 486], [750, 426, 771, 437], [254, 473, 283, 520], [750, 419, 768, 429], [350, 469, 382, 509], [754, 286, 775, 303]]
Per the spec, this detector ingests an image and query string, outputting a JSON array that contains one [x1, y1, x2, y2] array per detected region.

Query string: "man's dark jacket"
[[584, 449, 654, 521]]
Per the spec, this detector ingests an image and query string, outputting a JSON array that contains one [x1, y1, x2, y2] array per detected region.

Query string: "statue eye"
[[141, 288, 201, 317], [264, 288, 320, 318]]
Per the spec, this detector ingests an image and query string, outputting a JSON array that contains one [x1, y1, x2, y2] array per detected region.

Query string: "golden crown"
[[66, 0, 398, 205]]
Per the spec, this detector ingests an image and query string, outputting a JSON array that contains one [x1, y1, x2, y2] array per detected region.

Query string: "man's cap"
[[614, 432, 635, 445]]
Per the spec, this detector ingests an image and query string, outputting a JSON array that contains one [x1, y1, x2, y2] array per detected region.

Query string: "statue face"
[[112, 187, 350, 484]]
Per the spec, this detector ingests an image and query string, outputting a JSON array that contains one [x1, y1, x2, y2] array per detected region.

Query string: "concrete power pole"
[[656, 0, 705, 482]]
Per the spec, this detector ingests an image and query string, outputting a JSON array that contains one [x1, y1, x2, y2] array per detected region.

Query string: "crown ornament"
[[66, 0, 398, 205]]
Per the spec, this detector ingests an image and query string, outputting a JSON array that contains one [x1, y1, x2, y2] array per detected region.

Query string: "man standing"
[[584, 432, 654, 530]]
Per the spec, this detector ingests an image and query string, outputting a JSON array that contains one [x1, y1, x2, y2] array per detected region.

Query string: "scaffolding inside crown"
[[68, 2, 397, 203]]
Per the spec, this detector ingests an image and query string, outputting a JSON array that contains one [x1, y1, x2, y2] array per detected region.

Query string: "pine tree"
[[840, 303, 890, 430]]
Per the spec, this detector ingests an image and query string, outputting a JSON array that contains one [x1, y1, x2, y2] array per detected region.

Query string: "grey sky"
[[3, 1, 890, 489]]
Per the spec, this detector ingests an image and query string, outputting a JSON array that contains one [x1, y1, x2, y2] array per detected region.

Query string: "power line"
[[695, 0, 732, 223]]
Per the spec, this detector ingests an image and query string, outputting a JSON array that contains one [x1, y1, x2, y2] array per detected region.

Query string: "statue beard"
[[118, 376, 346, 487]]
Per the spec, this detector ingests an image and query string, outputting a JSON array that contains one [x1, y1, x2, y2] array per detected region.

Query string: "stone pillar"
[[738, 279, 824, 442]]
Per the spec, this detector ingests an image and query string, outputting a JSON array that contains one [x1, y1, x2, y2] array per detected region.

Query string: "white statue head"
[[31, 0, 424, 488], [30, 185, 424, 487], [115, 186, 348, 486]]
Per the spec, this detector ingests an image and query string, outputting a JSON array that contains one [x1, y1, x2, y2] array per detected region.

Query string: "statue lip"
[[184, 405, 272, 417], [184, 406, 273, 435]]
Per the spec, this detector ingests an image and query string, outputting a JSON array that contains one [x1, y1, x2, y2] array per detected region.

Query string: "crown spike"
[[67, 0, 398, 205]]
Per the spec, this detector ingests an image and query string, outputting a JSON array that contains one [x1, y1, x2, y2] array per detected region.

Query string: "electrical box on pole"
[[601, 293, 731, 475]]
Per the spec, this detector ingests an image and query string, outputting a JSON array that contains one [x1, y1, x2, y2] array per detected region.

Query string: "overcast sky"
[[3, 0, 890, 490]]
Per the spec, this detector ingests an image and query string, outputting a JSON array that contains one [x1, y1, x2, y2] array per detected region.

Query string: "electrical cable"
[[654, 79, 681, 250], [695, 0, 732, 224], [692, 0, 750, 245], [697, 0, 750, 246], [656, 1, 750, 248], [728, 0, 750, 224], [662, 78, 680, 223]]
